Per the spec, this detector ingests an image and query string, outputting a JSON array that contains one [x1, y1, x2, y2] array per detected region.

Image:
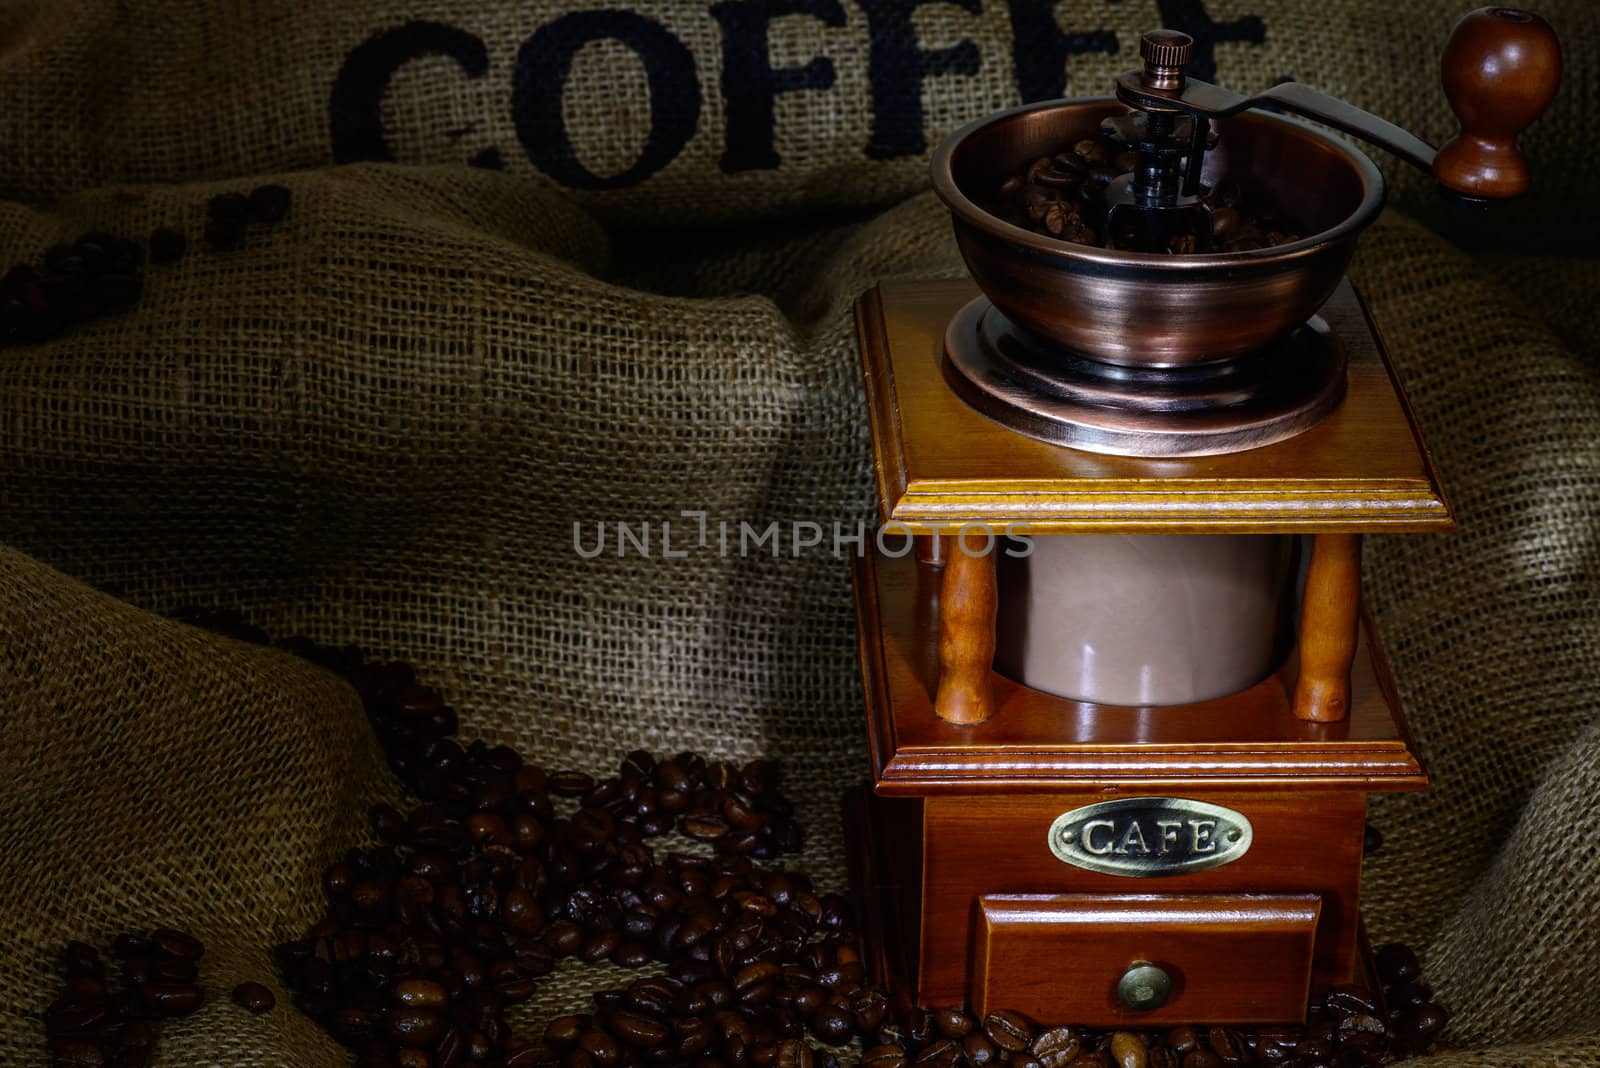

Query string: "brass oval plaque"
[[1047, 797, 1252, 877]]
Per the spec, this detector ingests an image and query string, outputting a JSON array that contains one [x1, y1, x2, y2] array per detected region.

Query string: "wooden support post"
[[935, 532, 998, 725], [916, 533, 948, 567], [1293, 533, 1363, 723]]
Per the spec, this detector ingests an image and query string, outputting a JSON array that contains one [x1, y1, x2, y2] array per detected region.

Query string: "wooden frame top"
[[856, 552, 1428, 795], [855, 279, 1453, 534]]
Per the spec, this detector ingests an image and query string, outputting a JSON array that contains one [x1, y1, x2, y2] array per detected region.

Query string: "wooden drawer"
[[970, 893, 1321, 1026]]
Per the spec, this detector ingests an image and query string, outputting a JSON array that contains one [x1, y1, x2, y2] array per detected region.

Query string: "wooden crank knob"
[[1433, 7, 1561, 198]]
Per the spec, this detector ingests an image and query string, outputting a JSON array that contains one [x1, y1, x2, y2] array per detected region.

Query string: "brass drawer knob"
[[1117, 962, 1173, 1011]]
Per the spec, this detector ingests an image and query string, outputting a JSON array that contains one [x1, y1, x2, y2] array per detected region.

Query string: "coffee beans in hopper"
[[992, 133, 1304, 254], [58, 606, 1454, 1068]]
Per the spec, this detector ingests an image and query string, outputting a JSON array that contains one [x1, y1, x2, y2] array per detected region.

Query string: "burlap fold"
[[0, 159, 1596, 1062], [2, 1, 1599, 1055]]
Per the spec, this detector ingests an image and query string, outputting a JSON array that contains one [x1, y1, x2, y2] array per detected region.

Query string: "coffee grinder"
[[847, 8, 1559, 1026]]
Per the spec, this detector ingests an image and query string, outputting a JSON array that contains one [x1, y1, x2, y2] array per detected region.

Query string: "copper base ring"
[[942, 297, 1347, 458]]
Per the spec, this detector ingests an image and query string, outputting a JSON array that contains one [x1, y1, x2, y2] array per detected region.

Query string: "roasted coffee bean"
[[247, 184, 292, 224], [231, 981, 276, 1014], [934, 1006, 974, 1038], [1388, 980, 1430, 1010], [502, 886, 543, 934], [507, 1044, 561, 1067], [1323, 985, 1380, 1018], [389, 1008, 446, 1047], [551, 771, 596, 796], [545, 1015, 588, 1048], [45, 995, 108, 1035], [47, 1037, 106, 1066], [150, 928, 204, 961], [578, 1027, 622, 1066], [1339, 1012, 1387, 1036], [148, 228, 187, 264], [1165, 1027, 1199, 1055], [545, 920, 585, 957], [1074, 138, 1113, 165], [850, 988, 888, 1033], [685, 814, 732, 839], [1205, 1028, 1247, 1065], [117, 1018, 154, 1049], [1033, 1026, 1083, 1068], [61, 940, 105, 978], [611, 1009, 671, 1046], [140, 982, 205, 1018], [1409, 1003, 1448, 1038], [395, 979, 449, 1010], [1146, 1047, 1178, 1068], [150, 955, 199, 982], [1065, 1054, 1112, 1068], [581, 930, 621, 963], [1110, 1032, 1147, 1068], [964, 1032, 999, 1067], [773, 1037, 815, 1068], [1180, 1052, 1220, 1068], [371, 802, 409, 842], [109, 933, 153, 960], [62, 974, 105, 1003], [810, 1004, 853, 1045], [1374, 943, 1421, 986], [862, 1044, 908, 1068], [916, 1039, 961, 1068], [983, 1010, 1033, 1051], [613, 940, 651, 968]]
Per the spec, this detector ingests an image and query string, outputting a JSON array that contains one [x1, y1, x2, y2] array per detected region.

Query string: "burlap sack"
[[0, 546, 390, 1065], [1, 0, 1598, 1060], [0, 0, 1591, 236], [1, 146, 1598, 1064]]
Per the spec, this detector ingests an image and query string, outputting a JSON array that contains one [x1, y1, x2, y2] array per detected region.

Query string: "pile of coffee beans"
[[45, 608, 1452, 1068], [203, 185, 291, 252], [992, 134, 1303, 254], [43, 928, 208, 1067], [0, 233, 149, 346], [0, 184, 291, 348]]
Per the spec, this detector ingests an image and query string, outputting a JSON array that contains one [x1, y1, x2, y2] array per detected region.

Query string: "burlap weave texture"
[[0, 2, 1596, 1064], [0, 165, 1597, 1062]]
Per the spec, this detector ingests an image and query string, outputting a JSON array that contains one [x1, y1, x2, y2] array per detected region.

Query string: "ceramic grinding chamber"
[[846, 8, 1559, 1029]]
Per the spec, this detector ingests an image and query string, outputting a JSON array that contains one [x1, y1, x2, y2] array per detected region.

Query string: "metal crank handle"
[[1120, 8, 1561, 200]]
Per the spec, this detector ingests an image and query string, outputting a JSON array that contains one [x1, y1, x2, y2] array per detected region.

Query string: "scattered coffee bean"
[[41, 926, 209, 1064], [984, 1009, 1033, 1051], [1206, 1027, 1249, 1064], [1032, 1025, 1083, 1068], [231, 981, 275, 1014], [1375, 942, 1422, 986], [1110, 1032, 1147, 1068], [934, 1006, 974, 1038], [247, 184, 292, 224]]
